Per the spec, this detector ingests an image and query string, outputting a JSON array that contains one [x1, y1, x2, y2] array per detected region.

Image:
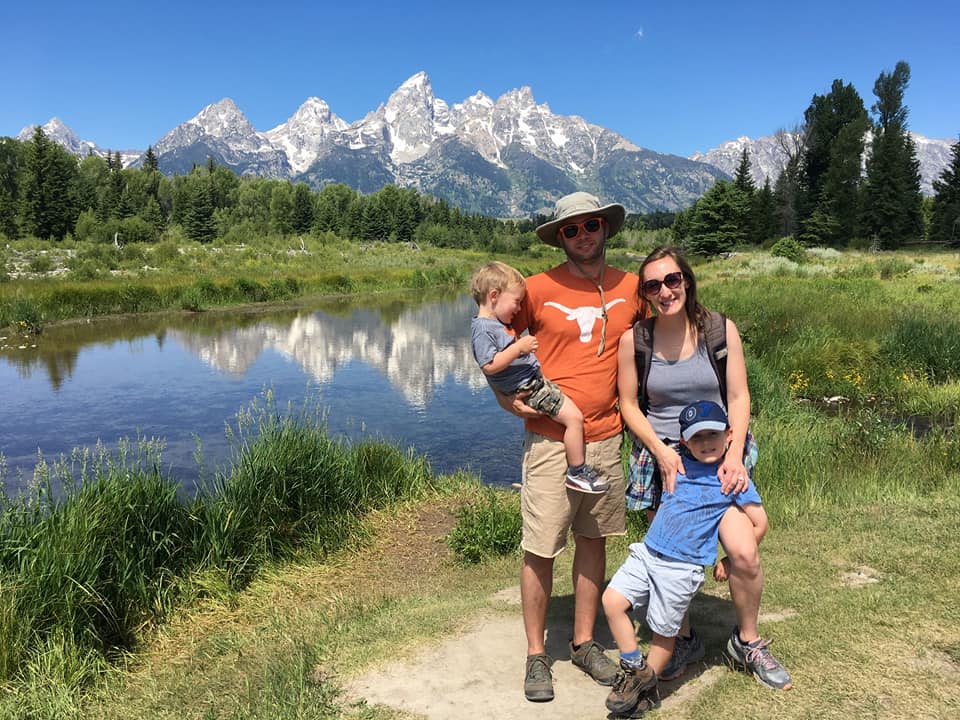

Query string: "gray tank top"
[[646, 343, 723, 440]]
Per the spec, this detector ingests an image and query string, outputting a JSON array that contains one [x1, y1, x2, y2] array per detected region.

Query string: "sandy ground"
[[344, 586, 744, 720]]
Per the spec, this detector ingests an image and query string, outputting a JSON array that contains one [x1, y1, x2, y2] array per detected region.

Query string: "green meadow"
[[1, 245, 959, 718]]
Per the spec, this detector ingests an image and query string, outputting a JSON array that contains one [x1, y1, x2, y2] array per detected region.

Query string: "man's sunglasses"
[[559, 217, 603, 239], [641, 271, 685, 296]]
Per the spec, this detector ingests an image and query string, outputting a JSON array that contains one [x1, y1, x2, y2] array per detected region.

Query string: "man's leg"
[[571, 534, 605, 646], [568, 534, 619, 685], [521, 551, 554, 655]]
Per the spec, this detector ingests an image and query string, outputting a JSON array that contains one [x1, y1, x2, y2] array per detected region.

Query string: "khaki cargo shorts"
[[520, 431, 627, 558]]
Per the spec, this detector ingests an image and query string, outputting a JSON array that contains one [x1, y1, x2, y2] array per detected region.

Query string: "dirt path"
[[344, 585, 736, 720]]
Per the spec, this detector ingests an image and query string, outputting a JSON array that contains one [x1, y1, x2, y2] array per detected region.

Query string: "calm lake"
[[0, 290, 525, 494]]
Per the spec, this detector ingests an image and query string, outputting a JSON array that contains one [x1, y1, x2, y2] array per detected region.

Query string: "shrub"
[[446, 487, 521, 564], [770, 236, 807, 264], [28, 254, 54, 273]]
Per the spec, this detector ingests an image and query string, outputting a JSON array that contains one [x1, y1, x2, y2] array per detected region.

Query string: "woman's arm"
[[718, 318, 751, 494], [617, 328, 685, 492]]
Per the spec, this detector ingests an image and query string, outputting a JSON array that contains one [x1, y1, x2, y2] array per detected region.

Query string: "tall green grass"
[[0, 396, 438, 689]]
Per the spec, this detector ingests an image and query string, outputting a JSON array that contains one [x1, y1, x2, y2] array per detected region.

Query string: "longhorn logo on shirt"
[[543, 299, 626, 343]]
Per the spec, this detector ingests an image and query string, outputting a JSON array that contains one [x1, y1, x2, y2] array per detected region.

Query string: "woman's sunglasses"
[[641, 271, 685, 296], [559, 217, 603, 239]]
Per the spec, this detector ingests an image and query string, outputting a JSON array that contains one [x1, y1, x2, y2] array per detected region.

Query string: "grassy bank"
[[0, 395, 442, 715], [0, 236, 566, 330]]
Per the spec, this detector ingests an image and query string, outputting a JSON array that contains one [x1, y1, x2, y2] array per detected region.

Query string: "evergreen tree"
[[290, 182, 315, 234], [752, 178, 779, 244], [20, 126, 80, 240], [687, 180, 747, 255], [930, 135, 960, 244], [0, 137, 23, 238], [183, 177, 216, 242], [798, 79, 868, 245], [143, 146, 159, 172], [860, 61, 923, 248], [733, 148, 756, 195]]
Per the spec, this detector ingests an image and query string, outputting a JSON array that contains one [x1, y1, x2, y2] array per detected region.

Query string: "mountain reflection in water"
[[0, 291, 524, 493]]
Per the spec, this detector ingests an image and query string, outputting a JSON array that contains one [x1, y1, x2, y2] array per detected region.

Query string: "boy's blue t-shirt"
[[644, 456, 762, 566], [470, 316, 540, 393]]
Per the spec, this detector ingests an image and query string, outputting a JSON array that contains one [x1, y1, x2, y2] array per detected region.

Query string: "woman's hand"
[[718, 451, 749, 494], [655, 444, 686, 494]]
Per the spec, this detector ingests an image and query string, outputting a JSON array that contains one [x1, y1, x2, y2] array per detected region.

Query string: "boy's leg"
[[601, 586, 639, 657], [646, 633, 678, 676], [552, 397, 586, 468]]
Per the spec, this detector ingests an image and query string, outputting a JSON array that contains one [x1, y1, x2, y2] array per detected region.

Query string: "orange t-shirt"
[[513, 263, 642, 442]]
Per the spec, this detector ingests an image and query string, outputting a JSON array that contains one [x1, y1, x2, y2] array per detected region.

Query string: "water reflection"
[[0, 291, 523, 493]]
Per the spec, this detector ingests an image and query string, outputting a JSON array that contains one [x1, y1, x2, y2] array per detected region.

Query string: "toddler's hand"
[[713, 556, 731, 583], [516, 335, 538, 354]]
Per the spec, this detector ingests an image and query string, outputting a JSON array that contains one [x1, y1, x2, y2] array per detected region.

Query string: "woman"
[[616, 246, 792, 690]]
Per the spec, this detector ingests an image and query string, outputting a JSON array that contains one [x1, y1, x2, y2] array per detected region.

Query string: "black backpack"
[[633, 310, 728, 413]]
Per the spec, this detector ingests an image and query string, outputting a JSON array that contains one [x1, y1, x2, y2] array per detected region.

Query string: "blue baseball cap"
[[679, 401, 729, 441]]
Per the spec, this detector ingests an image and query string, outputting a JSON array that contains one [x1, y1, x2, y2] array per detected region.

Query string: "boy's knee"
[[602, 587, 628, 615]]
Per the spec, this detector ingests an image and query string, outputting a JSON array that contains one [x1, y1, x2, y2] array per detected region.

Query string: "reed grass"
[[0, 394, 440, 691]]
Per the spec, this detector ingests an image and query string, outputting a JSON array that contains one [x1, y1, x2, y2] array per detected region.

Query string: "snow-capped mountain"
[[152, 98, 291, 177], [690, 132, 955, 196], [265, 97, 349, 174], [16, 117, 140, 167]]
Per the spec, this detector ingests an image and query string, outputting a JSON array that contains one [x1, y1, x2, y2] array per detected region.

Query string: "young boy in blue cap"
[[601, 400, 772, 716]]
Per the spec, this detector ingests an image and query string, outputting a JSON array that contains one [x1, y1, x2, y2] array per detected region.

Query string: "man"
[[496, 192, 642, 701]]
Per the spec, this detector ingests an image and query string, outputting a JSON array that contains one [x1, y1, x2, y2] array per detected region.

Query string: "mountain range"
[[16, 71, 955, 216]]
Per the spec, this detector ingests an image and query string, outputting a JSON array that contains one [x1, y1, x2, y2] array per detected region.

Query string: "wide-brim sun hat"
[[535, 191, 626, 248]]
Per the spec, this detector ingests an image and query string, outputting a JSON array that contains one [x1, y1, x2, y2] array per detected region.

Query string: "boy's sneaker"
[[605, 659, 658, 715], [523, 653, 554, 702], [569, 640, 619, 685], [565, 465, 610, 494], [660, 628, 706, 680], [723, 626, 793, 690]]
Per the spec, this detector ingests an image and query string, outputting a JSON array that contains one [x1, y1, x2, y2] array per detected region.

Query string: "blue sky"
[[2, 1, 957, 157]]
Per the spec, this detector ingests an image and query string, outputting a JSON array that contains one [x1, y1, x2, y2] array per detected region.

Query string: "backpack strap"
[[702, 310, 729, 407], [633, 318, 656, 413], [633, 311, 729, 413]]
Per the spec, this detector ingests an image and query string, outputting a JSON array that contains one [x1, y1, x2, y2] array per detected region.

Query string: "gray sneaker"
[[660, 628, 706, 680], [723, 627, 793, 690], [524, 653, 554, 702], [605, 659, 658, 715], [569, 640, 619, 685], [565, 465, 610, 494]]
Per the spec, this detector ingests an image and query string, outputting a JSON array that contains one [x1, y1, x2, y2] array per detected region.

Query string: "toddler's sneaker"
[[565, 465, 610, 494], [723, 626, 793, 690]]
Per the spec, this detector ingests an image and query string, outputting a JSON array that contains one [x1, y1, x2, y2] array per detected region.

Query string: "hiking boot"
[[565, 465, 610, 494], [605, 659, 658, 715], [611, 685, 661, 718], [523, 653, 554, 702], [569, 639, 618, 685], [660, 627, 706, 680], [723, 626, 793, 690]]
